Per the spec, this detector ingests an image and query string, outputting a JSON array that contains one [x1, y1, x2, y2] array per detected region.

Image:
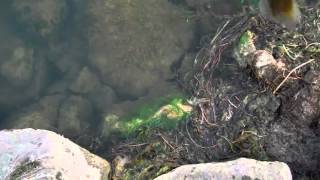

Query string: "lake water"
[[0, 0, 245, 153]]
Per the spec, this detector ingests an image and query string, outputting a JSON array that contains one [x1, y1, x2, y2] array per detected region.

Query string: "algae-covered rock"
[[0, 128, 110, 180], [87, 0, 195, 98]]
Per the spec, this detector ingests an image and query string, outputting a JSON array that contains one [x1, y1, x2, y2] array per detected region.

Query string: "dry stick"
[[210, 20, 231, 45], [273, 59, 315, 94], [119, 143, 149, 148], [158, 133, 175, 150]]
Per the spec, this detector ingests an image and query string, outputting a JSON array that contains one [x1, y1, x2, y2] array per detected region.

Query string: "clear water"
[[0, 0, 244, 151]]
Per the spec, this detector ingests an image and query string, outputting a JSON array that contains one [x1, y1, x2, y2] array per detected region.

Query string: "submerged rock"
[[87, 0, 194, 98], [0, 47, 34, 88], [3, 95, 65, 130], [155, 158, 292, 180], [0, 26, 49, 112], [57, 95, 93, 138], [69, 66, 117, 113], [12, 0, 67, 39], [0, 128, 110, 180], [69, 67, 101, 94]]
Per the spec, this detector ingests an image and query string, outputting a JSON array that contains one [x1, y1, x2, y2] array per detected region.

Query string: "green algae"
[[102, 95, 192, 139]]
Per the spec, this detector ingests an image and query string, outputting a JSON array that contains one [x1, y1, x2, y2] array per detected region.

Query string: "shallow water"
[[0, 0, 244, 151], [2, 1, 320, 179]]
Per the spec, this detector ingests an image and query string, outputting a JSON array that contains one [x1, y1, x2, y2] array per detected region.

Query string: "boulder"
[[155, 158, 292, 180], [0, 128, 110, 180]]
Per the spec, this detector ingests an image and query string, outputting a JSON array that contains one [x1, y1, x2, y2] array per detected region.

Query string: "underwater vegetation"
[[102, 95, 192, 139]]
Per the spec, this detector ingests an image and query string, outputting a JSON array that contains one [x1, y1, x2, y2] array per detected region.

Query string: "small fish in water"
[[259, 0, 301, 29]]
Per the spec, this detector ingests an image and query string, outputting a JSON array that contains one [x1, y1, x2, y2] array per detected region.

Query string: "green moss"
[[103, 94, 192, 138]]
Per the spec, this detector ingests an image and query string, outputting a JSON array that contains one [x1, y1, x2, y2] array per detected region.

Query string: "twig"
[[210, 20, 231, 45], [273, 59, 315, 94], [119, 143, 149, 148], [157, 133, 175, 150]]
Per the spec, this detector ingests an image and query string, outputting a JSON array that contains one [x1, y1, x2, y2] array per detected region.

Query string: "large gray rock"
[[87, 0, 194, 98], [0, 128, 110, 180], [155, 158, 292, 180]]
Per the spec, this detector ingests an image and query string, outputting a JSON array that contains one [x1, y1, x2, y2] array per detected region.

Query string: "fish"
[[259, 0, 301, 29]]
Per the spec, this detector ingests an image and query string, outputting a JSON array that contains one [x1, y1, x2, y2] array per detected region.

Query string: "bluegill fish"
[[259, 0, 301, 29]]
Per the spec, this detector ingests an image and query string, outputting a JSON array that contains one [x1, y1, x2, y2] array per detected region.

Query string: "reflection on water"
[[0, 0, 243, 150]]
